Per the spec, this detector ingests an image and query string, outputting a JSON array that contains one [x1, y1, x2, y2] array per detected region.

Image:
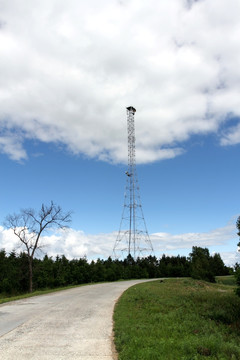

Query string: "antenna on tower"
[[113, 106, 154, 260]]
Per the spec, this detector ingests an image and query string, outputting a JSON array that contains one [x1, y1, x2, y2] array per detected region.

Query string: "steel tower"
[[113, 106, 154, 260]]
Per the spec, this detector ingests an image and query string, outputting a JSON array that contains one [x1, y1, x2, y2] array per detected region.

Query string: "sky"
[[0, 0, 240, 265]]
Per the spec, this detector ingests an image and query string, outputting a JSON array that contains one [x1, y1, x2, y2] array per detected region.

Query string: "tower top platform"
[[126, 106, 136, 113]]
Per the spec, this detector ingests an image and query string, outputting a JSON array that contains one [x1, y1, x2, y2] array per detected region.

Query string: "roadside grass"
[[0, 282, 106, 304], [0, 285, 83, 304], [0, 279, 127, 304], [113, 278, 240, 360], [216, 275, 236, 286]]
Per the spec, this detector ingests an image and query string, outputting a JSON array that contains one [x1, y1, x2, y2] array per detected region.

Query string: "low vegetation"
[[0, 284, 86, 304], [114, 277, 240, 360]]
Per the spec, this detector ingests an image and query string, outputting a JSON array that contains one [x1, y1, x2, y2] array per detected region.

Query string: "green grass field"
[[113, 277, 240, 360]]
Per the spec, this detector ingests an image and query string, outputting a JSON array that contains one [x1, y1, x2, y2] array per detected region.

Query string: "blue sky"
[[0, 0, 240, 265]]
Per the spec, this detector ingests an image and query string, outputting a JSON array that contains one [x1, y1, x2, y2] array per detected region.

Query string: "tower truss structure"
[[113, 106, 154, 260]]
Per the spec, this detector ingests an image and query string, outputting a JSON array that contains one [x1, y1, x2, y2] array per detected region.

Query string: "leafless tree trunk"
[[5, 201, 72, 293]]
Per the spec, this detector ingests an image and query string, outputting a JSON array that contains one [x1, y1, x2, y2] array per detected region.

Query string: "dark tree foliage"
[[210, 253, 229, 276], [0, 250, 28, 294], [159, 254, 190, 277], [189, 247, 229, 283], [234, 263, 240, 296], [0, 247, 230, 296], [189, 246, 216, 282], [237, 216, 240, 240]]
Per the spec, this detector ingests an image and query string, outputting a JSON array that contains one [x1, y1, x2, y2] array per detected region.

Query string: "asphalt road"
[[0, 280, 152, 360]]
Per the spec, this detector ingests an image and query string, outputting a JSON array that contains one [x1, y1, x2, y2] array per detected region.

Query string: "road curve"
[[0, 280, 152, 360]]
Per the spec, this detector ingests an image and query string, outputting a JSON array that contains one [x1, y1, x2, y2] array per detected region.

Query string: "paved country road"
[[0, 280, 153, 360]]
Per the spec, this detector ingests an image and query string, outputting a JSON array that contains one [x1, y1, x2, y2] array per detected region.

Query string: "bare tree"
[[5, 201, 72, 293]]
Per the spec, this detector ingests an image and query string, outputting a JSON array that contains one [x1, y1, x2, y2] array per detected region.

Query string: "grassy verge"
[[113, 278, 240, 360], [0, 283, 92, 304], [0, 279, 127, 304]]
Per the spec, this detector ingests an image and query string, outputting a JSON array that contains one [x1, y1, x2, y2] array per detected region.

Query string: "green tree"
[[189, 246, 215, 282], [33, 255, 55, 289], [210, 253, 229, 276], [0, 249, 11, 293], [237, 216, 240, 240]]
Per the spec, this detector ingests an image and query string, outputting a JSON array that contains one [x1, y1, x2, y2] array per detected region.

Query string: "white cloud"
[[150, 219, 240, 266], [0, 225, 116, 260], [41, 229, 118, 260], [1, 217, 239, 265], [0, 0, 240, 163], [220, 122, 240, 146], [220, 251, 240, 267], [0, 134, 27, 161], [151, 222, 237, 252], [0, 226, 21, 253]]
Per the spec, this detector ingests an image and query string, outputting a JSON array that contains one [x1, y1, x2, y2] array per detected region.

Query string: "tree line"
[[0, 247, 230, 295], [1, 202, 239, 296]]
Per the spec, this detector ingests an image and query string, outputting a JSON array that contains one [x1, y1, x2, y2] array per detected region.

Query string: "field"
[[113, 277, 240, 360]]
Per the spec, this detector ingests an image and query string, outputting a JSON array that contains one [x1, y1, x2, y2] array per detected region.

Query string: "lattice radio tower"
[[113, 106, 154, 260]]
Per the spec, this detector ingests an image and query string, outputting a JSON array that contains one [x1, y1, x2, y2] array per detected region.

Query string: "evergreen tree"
[[189, 246, 215, 282]]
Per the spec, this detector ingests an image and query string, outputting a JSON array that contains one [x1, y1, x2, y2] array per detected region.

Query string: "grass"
[[216, 275, 236, 286], [0, 279, 127, 304], [113, 278, 240, 360], [0, 283, 93, 304]]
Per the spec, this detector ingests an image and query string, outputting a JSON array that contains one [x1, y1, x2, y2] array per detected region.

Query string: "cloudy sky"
[[0, 0, 240, 265]]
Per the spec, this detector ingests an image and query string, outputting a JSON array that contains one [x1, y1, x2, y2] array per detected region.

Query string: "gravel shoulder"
[[0, 280, 152, 360]]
